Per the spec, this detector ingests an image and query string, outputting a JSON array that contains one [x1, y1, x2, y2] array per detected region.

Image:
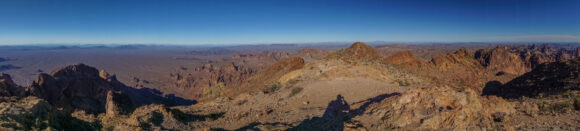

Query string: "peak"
[[349, 42, 373, 49], [50, 63, 100, 78], [327, 42, 381, 63]]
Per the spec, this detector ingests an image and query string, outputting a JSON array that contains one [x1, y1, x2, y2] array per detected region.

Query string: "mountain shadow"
[[483, 58, 580, 99], [481, 81, 502, 96], [288, 93, 400, 131]]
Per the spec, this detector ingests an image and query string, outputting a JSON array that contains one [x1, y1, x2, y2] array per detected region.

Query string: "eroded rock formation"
[[354, 86, 514, 130]]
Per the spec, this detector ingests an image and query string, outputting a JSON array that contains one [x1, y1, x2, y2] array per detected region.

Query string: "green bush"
[[263, 82, 281, 94], [290, 87, 303, 97]]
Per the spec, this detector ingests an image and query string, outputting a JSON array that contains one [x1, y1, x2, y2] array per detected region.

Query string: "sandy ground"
[[180, 76, 417, 130]]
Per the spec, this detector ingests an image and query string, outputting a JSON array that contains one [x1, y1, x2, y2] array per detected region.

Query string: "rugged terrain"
[[0, 42, 579, 130]]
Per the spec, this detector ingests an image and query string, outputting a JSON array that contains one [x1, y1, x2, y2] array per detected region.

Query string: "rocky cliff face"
[[105, 90, 133, 117], [0, 73, 25, 97], [171, 63, 258, 100], [25, 64, 181, 114], [27, 64, 117, 113], [475, 45, 528, 75], [430, 49, 483, 71]]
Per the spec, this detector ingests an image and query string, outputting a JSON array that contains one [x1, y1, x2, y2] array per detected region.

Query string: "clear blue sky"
[[0, 0, 579, 45]]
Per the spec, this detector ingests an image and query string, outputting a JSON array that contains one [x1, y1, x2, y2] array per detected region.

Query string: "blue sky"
[[0, 0, 579, 45]]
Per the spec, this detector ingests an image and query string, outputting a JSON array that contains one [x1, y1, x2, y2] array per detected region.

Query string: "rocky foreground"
[[0, 42, 579, 130]]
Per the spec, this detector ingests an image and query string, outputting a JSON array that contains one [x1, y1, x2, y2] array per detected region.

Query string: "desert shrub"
[[290, 87, 304, 97], [395, 80, 411, 86], [539, 101, 573, 112], [203, 83, 225, 99], [287, 79, 300, 86], [285, 79, 301, 89], [263, 82, 281, 93]]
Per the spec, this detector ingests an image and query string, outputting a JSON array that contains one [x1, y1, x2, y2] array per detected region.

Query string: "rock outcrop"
[[0, 96, 55, 130], [109, 104, 189, 131], [354, 86, 514, 130], [105, 90, 133, 117], [0, 73, 25, 97], [27, 64, 118, 113], [430, 49, 482, 71], [475, 46, 528, 75]]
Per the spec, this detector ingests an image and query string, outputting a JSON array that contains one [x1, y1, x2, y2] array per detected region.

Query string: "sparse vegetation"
[[538, 100, 573, 112], [286, 79, 301, 88], [395, 79, 411, 86], [290, 87, 303, 97], [203, 82, 225, 100], [263, 82, 281, 93]]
